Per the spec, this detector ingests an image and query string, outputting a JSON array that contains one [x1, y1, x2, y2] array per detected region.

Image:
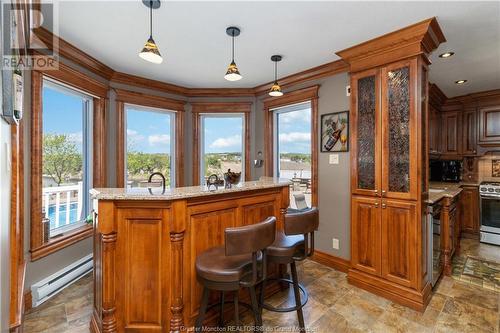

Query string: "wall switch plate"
[[332, 238, 339, 250], [329, 154, 339, 165], [346, 85, 351, 96]]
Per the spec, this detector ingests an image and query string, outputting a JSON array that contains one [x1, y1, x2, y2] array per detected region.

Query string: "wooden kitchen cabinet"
[[441, 111, 461, 155], [351, 196, 381, 276], [478, 104, 500, 146], [460, 185, 480, 236], [429, 105, 441, 154], [381, 200, 418, 288], [462, 109, 477, 155]]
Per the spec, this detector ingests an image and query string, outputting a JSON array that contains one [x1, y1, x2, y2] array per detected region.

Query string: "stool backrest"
[[225, 216, 276, 286], [225, 216, 276, 256], [284, 207, 319, 259]]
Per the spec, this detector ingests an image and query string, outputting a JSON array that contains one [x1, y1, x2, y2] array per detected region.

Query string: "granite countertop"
[[426, 182, 465, 204], [91, 177, 291, 201]]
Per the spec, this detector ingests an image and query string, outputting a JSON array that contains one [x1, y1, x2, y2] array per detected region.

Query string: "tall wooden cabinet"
[[337, 17, 445, 312]]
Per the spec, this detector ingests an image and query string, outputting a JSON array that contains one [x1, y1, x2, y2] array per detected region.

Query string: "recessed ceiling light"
[[439, 52, 455, 58], [455, 80, 468, 85]]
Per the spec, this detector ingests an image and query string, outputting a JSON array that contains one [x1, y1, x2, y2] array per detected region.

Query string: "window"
[[199, 114, 245, 185], [273, 102, 312, 208], [124, 104, 175, 188], [263, 86, 319, 209], [42, 79, 93, 237], [31, 63, 107, 261]]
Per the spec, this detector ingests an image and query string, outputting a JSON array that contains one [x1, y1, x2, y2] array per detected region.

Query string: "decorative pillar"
[[101, 232, 117, 333]]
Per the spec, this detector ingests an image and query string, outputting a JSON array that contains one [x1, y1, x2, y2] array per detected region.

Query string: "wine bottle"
[[13, 66, 23, 122], [324, 123, 345, 151]]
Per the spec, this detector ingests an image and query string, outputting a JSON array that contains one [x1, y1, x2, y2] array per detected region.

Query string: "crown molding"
[[33, 28, 348, 98], [191, 102, 252, 113], [114, 88, 186, 111], [262, 85, 319, 110], [336, 17, 446, 73]]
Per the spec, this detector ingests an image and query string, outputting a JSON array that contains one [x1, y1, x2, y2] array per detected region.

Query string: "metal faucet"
[[148, 172, 166, 192]]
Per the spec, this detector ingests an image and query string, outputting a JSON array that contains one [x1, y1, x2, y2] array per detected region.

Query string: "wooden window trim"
[[115, 89, 186, 187], [191, 102, 252, 186], [263, 85, 319, 206], [30, 66, 108, 261]]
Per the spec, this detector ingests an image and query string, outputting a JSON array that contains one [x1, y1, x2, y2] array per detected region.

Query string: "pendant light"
[[224, 27, 242, 81], [269, 55, 283, 97], [139, 0, 163, 64]]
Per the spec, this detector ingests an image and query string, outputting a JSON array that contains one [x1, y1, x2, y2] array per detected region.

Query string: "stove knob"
[[496, 189, 500, 193], [481, 188, 487, 191], [488, 188, 494, 192]]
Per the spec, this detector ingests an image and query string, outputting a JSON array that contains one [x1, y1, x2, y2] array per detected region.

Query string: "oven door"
[[480, 195, 500, 245]]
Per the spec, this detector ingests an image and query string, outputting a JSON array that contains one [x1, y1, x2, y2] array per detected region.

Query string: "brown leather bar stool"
[[195, 217, 276, 332], [259, 207, 319, 332]]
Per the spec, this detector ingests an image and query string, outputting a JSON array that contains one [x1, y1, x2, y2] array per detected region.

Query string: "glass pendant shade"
[[224, 60, 242, 81], [269, 81, 283, 97], [139, 36, 163, 64]]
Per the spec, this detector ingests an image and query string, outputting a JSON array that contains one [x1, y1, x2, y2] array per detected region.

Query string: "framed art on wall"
[[321, 111, 349, 152]]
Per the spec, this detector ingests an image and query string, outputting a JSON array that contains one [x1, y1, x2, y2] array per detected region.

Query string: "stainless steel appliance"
[[479, 181, 500, 246], [429, 159, 462, 182], [427, 203, 443, 286]]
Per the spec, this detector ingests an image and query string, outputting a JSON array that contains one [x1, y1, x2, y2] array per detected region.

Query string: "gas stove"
[[479, 182, 500, 197]]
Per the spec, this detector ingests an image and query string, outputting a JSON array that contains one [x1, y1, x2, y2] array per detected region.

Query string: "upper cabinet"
[[429, 105, 441, 154], [351, 60, 419, 200], [441, 111, 461, 155], [478, 103, 500, 147], [462, 108, 477, 155]]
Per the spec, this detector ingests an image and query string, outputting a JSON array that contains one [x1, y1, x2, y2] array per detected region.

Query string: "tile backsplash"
[[478, 155, 500, 182]]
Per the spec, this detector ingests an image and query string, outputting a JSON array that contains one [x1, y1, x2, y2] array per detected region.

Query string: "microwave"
[[429, 159, 462, 182]]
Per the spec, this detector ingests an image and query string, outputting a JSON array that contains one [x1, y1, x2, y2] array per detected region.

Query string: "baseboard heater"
[[31, 254, 93, 307]]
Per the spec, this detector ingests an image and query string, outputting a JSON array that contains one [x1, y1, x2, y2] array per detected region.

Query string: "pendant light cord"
[[232, 32, 235, 62], [274, 60, 278, 82], [149, 0, 153, 38]]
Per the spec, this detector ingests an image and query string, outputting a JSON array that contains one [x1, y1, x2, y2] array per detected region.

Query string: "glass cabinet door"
[[351, 68, 381, 197], [381, 59, 418, 200]]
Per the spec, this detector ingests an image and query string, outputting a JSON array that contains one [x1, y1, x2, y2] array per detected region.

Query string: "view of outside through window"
[[275, 103, 312, 208], [42, 81, 91, 237], [201, 115, 244, 184], [125, 105, 174, 188]]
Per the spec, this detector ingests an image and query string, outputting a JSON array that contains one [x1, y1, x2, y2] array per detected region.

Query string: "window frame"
[[123, 103, 177, 188], [115, 88, 186, 187], [191, 102, 252, 186], [263, 85, 319, 207], [30, 62, 108, 261], [42, 79, 94, 238], [199, 113, 246, 185]]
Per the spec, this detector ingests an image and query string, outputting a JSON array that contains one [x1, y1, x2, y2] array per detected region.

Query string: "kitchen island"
[[89, 178, 290, 333]]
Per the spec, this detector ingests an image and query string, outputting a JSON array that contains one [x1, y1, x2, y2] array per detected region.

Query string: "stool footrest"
[[260, 278, 308, 313]]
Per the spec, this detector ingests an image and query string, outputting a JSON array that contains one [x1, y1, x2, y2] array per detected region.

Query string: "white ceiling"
[[50, 1, 500, 97]]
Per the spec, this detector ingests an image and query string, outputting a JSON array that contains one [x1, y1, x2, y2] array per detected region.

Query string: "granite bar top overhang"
[[91, 177, 291, 201]]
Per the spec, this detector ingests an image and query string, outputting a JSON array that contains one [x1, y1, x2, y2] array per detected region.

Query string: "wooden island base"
[[90, 180, 290, 333]]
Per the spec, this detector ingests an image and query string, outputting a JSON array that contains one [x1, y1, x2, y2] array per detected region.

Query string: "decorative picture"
[[492, 160, 500, 177], [321, 111, 349, 152]]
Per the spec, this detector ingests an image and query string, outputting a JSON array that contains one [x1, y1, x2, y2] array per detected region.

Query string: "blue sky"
[[43, 85, 84, 152], [43, 85, 312, 155]]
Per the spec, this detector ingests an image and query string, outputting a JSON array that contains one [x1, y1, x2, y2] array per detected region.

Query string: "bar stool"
[[259, 207, 319, 332], [195, 217, 276, 331]]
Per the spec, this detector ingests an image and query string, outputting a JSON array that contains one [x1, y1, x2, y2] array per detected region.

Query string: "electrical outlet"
[[346, 85, 351, 96], [332, 238, 339, 250], [329, 154, 339, 165]]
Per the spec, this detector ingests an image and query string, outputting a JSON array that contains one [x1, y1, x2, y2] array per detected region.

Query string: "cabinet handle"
[[382, 203, 386, 209], [382, 190, 387, 197], [374, 202, 379, 208], [374, 190, 379, 195]]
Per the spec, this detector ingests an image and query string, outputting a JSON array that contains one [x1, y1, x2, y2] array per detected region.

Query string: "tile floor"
[[23, 238, 500, 333]]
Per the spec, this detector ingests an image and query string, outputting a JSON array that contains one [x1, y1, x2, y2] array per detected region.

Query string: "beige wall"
[[254, 73, 351, 259]]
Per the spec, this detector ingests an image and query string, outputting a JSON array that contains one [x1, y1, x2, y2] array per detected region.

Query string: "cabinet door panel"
[[351, 69, 381, 197], [429, 105, 441, 153], [478, 105, 500, 145], [461, 187, 479, 234], [381, 200, 417, 288], [351, 196, 381, 276], [442, 112, 460, 154], [463, 110, 477, 155], [381, 60, 418, 200]]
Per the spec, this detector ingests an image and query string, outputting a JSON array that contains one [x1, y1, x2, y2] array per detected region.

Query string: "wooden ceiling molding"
[[336, 17, 446, 73], [114, 88, 186, 112], [33, 27, 349, 98], [190, 102, 253, 113], [253, 59, 348, 96], [262, 85, 320, 110], [33, 27, 115, 80]]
